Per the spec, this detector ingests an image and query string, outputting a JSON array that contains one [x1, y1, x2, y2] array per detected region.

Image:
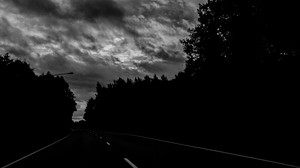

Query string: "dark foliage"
[[83, 0, 300, 165], [83, 75, 173, 133], [0, 53, 76, 166]]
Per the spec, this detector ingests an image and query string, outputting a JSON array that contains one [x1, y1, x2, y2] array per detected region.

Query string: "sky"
[[0, 0, 205, 121]]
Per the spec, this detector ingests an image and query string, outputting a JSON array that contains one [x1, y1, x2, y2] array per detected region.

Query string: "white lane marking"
[[107, 132, 300, 168], [124, 158, 138, 168], [1, 133, 72, 168], [106, 142, 111, 146]]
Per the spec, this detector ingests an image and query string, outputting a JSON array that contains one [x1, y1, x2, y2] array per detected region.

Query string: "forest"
[[81, 0, 300, 165], [0, 53, 77, 166]]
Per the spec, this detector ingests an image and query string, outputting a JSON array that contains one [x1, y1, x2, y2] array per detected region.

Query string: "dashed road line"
[[124, 158, 138, 168]]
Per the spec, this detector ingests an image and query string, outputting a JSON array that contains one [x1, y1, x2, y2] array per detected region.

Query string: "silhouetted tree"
[[178, 1, 300, 165], [181, 0, 300, 77], [37, 72, 77, 129], [0, 53, 77, 166], [83, 1, 300, 165], [83, 74, 176, 132], [1, 54, 76, 130]]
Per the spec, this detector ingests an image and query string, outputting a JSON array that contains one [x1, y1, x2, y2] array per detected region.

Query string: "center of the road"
[[88, 130, 138, 168]]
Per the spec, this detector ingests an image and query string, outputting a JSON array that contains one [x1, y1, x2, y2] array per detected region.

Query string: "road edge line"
[[106, 131, 300, 168], [1, 133, 72, 168]]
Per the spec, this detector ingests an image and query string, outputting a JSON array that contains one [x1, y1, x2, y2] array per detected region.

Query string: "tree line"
[[81, 0, 300, 165], [0, 53, 76, 166]]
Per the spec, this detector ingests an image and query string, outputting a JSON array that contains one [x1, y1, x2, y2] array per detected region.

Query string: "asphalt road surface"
[[101, 131, 300, 168], [2, 130, 133, 168], [3, 129, 300, 168]]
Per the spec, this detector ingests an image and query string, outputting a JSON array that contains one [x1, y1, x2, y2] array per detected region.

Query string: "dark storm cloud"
[[5, 0, 124, 23], [6, 0, 61, 17], [7, 0, 139, 38], [71, 0, 124, 22], [7, 0, 127, 24]]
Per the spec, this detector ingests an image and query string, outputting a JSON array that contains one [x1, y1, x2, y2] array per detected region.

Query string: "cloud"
[[71, 0, 124, 22], [134, 61, 167, 74], [0, 17, 25, 45], [5, 0, 139, 37], [6, 0, 124, 21], [135, 61, 184, 77], [1, 0, 204, 119], [1, 0, 201, 82], [0, 17, 34, 60], [125, 0, 199, 24], [155, 48, 186, 63], [36, 52, 71, 73], [6, 0, 61, 16], [136, 39, 186, 63], [6, 47, 32, 59]]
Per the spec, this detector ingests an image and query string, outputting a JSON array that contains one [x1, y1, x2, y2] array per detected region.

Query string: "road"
[[101, 131, 300, 168], [2, 130, 133, 168], [3, 129, 300, 168]]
